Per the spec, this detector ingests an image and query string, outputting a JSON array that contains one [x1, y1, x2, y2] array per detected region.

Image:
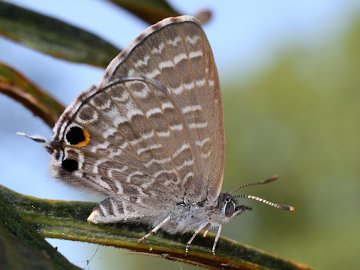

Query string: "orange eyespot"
[[65, 126, 90, 147]]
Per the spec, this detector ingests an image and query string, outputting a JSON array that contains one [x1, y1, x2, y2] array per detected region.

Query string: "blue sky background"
[[1, 1, 360, 269]]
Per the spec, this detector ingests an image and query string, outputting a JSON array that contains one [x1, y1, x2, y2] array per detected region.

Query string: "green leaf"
[[110, 0, 180, 24], [0, 185, 81, 270], [110, 0, 212, 25], [0, 184, 314, 270], [0, 1, 120, 67], [0, 62, 64, 127]]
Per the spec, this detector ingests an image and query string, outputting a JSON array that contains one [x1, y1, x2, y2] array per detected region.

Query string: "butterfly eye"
[[224, 200, 236, 217], [61, 158, 79, 172], [65, 126, 90, 147]]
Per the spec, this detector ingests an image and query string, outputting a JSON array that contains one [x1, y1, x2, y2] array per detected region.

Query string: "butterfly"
[[19, 15, 294, 255]]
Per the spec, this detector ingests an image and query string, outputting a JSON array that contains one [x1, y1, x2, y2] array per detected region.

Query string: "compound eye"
[[224, 200, 236, 217]]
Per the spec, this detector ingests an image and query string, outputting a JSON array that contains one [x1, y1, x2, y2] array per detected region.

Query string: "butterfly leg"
[[211, 225, 222, 255], [138, 215, 171, 243], [202, 223, 211, 237], [185, 222, 209, 254]]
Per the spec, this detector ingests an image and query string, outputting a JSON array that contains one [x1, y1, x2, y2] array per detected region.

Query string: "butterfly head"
[[216, 193, 252, 222], [213, 175, 295, 224]]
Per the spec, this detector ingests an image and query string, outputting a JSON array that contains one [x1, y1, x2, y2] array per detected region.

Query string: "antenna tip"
[[279, 204, 295, 212], [16, 131, 26, 136], [16, 131, 48, 144], [264, 175, 278, 183]]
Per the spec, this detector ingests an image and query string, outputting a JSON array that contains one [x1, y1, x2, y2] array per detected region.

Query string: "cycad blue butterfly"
[[19, 15, 294, 254]]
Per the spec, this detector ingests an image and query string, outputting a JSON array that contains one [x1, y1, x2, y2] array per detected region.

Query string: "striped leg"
[[138, 215, 171, 243], [212, 225, 222, 255], [185, 222, 209, 254], [202, 223, 211, 237]]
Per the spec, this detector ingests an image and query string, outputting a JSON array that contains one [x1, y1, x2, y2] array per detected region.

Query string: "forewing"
[[102, 16, 225, 201]]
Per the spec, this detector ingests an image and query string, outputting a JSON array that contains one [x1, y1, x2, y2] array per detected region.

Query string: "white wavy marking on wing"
[[189, 121, 208, 129], [137, 143, 162, 155], [173, 143, 191, 158], [181, 105, 202, 114], [134, 55, 150, 68], [126, 171, 145, 183]]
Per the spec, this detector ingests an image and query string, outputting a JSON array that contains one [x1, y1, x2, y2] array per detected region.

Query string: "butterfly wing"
[[51, 16, 224, 223], [52, 78, 199, 214], [102, 16, 225, 201]]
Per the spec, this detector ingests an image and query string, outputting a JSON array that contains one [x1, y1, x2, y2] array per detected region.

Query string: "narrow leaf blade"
[[0, 1, 120, 67], [0, 62, 64, 127]]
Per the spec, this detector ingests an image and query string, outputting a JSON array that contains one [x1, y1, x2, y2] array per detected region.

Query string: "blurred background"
[[1, 0, 360, 269]]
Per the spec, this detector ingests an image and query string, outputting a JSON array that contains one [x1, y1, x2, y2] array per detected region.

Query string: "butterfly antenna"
[[229, 175, 278, 194], [16, 132, 48, 143], [235, 194, 295, 211], [16, 131, 53, 152]]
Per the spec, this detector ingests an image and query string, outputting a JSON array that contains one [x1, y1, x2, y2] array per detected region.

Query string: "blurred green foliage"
[[222, 15, 360, 270]]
